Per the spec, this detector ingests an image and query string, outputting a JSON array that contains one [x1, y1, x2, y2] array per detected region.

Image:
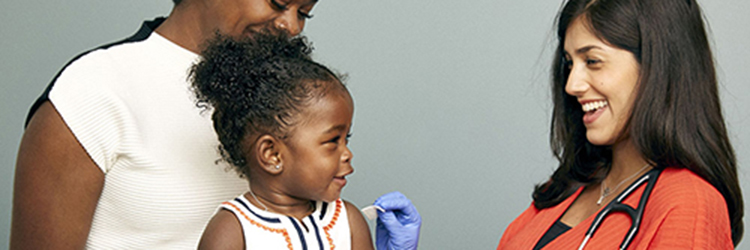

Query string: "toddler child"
[[190, 32, 372, 250]]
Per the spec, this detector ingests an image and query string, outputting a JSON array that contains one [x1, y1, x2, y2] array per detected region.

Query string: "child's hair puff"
[[190, 32, 344, 178]]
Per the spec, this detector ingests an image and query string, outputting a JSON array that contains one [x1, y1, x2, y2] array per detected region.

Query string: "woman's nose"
[[275, 12, 302, 36], [565, 65, 589, 97]]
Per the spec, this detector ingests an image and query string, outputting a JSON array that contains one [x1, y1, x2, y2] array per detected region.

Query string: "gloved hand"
[[373, 191, 421, 250]]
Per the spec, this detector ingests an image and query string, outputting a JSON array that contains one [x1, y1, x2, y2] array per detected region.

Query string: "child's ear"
[[255, 134, 284, 175]]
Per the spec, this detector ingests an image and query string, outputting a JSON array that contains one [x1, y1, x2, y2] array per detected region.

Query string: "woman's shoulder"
[[648, 167, 727, 215], [503, 186, 582, 234], [637, 168, 733, 248], [654, 167, 724, 199], [59, 35, 189, 83], [497, 202, 546, 248]]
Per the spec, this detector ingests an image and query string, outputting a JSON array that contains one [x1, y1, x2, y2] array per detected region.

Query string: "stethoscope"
[[577, 168, 663, 250]]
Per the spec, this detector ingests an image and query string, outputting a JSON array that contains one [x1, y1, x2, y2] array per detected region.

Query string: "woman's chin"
[[586, 133, 616, 146]]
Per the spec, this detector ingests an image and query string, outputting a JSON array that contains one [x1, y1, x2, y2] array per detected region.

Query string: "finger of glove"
[[375, 219, 391, 250], [375, 218, 387, 236], [378, 216, 420, 250], [375, 199, 420, 225], [374, 192, 413, 212], [377, 210, 402, 229], [374, 191, 406, 206]]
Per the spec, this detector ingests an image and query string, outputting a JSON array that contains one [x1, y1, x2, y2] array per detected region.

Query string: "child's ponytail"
[[189, 31, 342, 178], [190, 32, 312, 113]]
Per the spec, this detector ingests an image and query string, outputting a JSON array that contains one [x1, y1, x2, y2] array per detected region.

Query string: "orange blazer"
[[497, 168, 733, 250]]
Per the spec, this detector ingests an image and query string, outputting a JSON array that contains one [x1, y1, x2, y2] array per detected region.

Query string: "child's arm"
[[198, 210, 244, 250], [345, 200, 375, 250]]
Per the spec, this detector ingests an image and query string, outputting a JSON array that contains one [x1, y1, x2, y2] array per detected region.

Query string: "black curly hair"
[[190, 32, 346, 178]]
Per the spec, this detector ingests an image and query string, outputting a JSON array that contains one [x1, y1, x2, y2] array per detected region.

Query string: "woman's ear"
[[255, 134, 284, 175]]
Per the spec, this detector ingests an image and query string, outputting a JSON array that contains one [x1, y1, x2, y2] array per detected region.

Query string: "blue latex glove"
[[373, 191, 421, 250]]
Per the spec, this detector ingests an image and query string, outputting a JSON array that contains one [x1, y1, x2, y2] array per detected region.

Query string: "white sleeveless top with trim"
[[221, 195, 352, 250]]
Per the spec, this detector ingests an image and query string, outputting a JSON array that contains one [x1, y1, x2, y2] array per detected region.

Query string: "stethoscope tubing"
[[577, 168, 663, 250]]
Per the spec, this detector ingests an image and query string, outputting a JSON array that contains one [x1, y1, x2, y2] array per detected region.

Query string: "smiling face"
[[277, 86, 354, 203], [563, 17, 640, 146], [199, 0, 317, 37]]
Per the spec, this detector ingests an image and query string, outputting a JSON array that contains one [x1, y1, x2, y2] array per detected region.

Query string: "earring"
[[274, 164, 281, 170]]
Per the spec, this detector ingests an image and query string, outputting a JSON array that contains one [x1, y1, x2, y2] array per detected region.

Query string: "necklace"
[[597, 164, 651, 205], [249, 187, 269, 211]]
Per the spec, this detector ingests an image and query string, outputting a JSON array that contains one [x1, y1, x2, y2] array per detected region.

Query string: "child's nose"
[[341, 147, 353, 164]]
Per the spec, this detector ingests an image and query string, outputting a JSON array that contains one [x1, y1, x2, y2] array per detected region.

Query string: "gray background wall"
[[1, 1, 748, 249]]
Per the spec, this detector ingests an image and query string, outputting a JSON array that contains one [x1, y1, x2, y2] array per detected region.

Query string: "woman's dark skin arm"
[[11, 101, 104, 250]]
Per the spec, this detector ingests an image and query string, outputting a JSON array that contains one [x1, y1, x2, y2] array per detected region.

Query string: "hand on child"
[[373, 191, 421, 250]]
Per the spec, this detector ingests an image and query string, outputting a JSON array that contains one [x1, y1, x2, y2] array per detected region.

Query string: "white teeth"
[[582, 100, 608, 112]]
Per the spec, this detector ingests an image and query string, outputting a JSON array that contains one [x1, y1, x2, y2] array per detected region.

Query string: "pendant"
[[597, 187, 611, 205]]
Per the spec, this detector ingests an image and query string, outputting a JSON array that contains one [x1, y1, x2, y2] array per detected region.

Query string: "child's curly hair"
[[190, 32, 345, 178]]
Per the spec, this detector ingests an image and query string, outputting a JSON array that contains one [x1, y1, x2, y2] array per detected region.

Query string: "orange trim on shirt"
[[322, 199, 343, 250]]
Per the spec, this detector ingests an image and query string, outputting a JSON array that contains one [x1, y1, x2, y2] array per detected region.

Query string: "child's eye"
[[327, 136, 341, 144], [345, 133, 352, 144]]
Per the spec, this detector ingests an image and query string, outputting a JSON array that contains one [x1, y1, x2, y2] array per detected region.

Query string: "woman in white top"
[[11, 0, 421, 249]]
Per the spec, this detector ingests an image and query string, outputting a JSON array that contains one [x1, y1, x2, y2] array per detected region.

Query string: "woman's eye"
[[270, 0, 288, 10], [563, 59, 573, 69], [298, 11, 313, 19], [586, 59, 601, 65]]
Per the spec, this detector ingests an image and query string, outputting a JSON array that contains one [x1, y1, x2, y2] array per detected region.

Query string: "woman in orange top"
[[497, 0, 743, 249]]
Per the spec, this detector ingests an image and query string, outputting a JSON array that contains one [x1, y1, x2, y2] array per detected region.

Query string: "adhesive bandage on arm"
[[361, 205, 385, 220]]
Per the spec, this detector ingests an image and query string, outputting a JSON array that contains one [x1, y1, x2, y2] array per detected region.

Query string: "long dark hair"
[[535, 0, 743, 245], [189, 32, 344, 178]]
